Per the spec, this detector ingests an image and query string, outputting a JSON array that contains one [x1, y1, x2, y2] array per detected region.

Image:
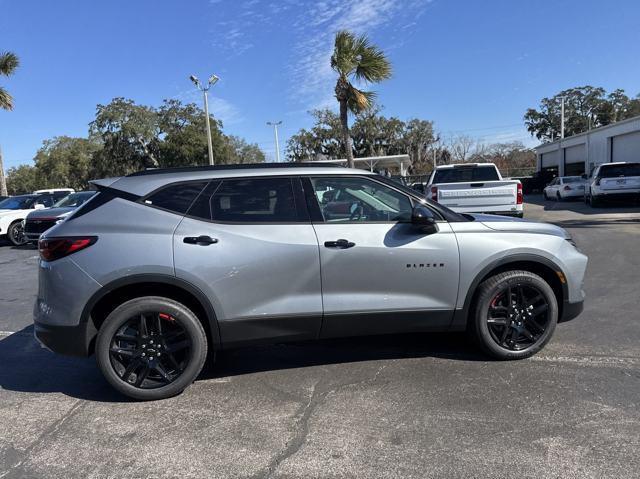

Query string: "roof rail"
[[126, 162, 344, 177]]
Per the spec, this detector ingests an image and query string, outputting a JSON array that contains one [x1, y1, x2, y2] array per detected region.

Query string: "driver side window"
[[310, 176, 412, 223]]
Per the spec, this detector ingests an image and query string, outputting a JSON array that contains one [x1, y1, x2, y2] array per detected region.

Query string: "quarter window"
[[144, 182, 208, 214], [310, 177, 412, 223]]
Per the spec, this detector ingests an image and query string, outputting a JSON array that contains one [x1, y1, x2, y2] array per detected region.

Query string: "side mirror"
[[34, 203, 46, 210], [411, 205, 438, 234]]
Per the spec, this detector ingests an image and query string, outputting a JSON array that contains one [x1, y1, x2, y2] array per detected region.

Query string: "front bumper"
[[560, 299, 584, 323], [34, 320, 97, 356]]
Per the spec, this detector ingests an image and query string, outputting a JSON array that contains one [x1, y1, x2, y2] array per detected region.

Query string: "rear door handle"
[[324, 239, 355, 249], [183, 235, 218, 246]]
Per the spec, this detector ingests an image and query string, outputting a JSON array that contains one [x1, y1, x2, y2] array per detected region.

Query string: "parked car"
[[34, 164, 587, 400], [427, 163, 523, 217], [543, 176, 586, 201], [33, 188, 75, 196], [24, 191, 96, 243], [585, 162, 640, 207], [0, 194, 59, 246], [518, 170, 556, 194]]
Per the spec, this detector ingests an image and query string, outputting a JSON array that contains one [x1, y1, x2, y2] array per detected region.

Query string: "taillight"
[[39, 237, 97, 261], [516, 183, 523, 205], [431, 186, 438, 202], [563, 185, 571, 191]]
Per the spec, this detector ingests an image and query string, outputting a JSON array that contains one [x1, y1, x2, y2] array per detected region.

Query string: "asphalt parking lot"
[[1, 196, 639, 479]]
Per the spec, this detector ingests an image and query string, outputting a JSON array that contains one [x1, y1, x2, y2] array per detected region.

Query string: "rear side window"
[[188, 177, 298, 222], [599, 163, 640, 178], [432, 167, 500, 183], [144, 182, 208, 214]]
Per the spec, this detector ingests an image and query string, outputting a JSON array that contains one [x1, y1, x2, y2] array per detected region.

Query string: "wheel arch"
[[82, 274, 221, 354], [453, 254, 568, 330]]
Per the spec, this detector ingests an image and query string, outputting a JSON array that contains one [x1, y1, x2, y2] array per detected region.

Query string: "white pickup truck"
[[427, 163, 523, 217]]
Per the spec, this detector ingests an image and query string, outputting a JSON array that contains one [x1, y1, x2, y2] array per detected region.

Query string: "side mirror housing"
[[411, 205, 438, 234]]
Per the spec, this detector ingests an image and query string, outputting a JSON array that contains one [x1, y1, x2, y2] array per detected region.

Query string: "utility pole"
[[267, 121, 282, 162], [190, 74, 220, 166], [560, 96, 565, 139], [0, 145, 6, 197]]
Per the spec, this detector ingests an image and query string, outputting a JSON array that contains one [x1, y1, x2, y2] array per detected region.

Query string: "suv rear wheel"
[[96, 296, 208, 400], [470, 270, 558, 360]]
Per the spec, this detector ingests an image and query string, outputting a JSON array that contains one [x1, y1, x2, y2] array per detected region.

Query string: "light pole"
[[267, 121, 282, 162], [190, 74, 220, 166], [560, 96, 565, 139]]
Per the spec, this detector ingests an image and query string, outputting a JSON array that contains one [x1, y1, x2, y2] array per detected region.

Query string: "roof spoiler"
[[88, 177, 121, 191]]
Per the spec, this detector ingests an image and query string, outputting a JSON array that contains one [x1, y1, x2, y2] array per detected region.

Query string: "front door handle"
[[324, 239, 355, 249], [183, 235, 218, 246]]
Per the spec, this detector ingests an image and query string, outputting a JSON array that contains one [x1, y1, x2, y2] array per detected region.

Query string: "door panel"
[[172, 176, 322, 346], [174, 218, 323, 345], [314, 222, 460, 314], [306, 175, 460, 337]]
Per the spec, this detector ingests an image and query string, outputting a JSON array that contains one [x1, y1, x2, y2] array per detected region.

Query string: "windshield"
[[53, 192, 96, 208], [599, 163, 640, 178], [432, 166, 500, 183], [0, 196, 36, 210]]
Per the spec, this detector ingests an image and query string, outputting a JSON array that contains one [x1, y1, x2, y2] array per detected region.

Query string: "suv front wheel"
[[96, 296, 208, 400], [470, 270, 558, 360]]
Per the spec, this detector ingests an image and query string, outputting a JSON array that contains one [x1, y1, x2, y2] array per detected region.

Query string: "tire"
[[589, 194, 601, 208], [96, 296, 208, 400], [556, 192, 562, 202], [469, 270, 558, 360], [7, 221, 28, 246]]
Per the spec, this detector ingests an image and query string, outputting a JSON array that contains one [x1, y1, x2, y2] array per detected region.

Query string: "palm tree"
[[0, 51, 20, 196], [331, 31, 391, 168]]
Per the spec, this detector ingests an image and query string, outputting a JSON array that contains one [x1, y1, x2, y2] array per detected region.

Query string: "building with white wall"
[[534, 115, 640, 177]]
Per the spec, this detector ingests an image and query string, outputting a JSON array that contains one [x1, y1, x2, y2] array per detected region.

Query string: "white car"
[[585, 162, 640, 207], [0, 194, 60, 246], [543, 176, 586, 201]]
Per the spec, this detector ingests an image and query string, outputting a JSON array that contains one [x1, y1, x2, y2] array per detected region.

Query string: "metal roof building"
[[534, 114, 640, 176]]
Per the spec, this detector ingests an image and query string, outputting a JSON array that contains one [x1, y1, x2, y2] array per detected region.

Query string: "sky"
[[1, 0, 639, 167]]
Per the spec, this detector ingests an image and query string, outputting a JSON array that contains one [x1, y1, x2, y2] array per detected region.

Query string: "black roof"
[[127, 162, 343, 177]]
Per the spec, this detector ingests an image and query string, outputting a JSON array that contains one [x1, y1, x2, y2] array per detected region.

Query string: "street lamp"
[[267, 121, 282, 162], [190, 73, 220, 166]]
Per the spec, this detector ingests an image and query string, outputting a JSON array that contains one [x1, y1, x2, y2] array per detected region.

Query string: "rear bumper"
[[594, 192, 640, 201], [34, 320, 96, 356], [560, 299, 584, 323]]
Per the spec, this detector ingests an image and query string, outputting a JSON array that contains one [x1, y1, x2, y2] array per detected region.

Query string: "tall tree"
[[90, 98, 161, 176], [331, 31, 392, 168], [33, 136, 100, 190], [524, 86, 640, 142], [0, 51, 20, 196]]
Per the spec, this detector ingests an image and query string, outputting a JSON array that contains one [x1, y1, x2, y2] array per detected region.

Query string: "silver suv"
[[34, 164, 587, 400]]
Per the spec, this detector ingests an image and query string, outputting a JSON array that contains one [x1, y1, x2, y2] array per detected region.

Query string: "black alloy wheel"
[[96, 296, 208, 400], [8, 221, 28, 246], [471, 270, 558, 359], [109, 312, 191, 389], [486, 283, 551, 351]]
